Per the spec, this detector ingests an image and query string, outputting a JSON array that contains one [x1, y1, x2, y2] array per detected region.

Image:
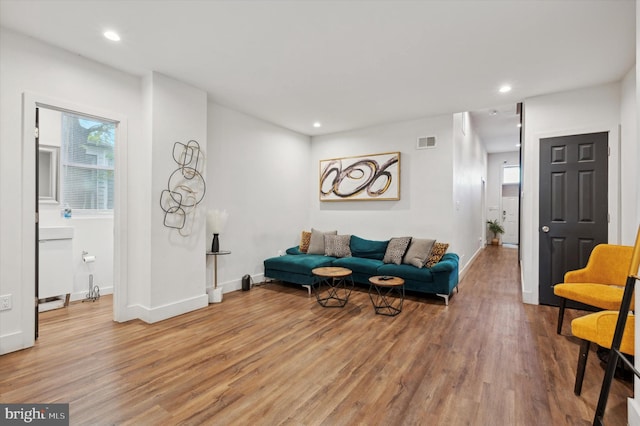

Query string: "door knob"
[[542, 226, 550, 233]]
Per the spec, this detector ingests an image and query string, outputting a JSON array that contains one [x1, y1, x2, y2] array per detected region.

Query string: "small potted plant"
[[487, 219, 505, 246]]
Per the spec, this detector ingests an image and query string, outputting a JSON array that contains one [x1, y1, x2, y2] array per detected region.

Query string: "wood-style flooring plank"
[[0, 246, 632, 425]]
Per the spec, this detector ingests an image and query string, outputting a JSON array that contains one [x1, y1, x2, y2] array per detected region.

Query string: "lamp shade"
[[207, 209, 229, 234]]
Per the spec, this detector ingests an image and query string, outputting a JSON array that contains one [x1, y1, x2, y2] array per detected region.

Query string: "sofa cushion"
[[332, 256, 384, 275], [264, 253, 335, 275], [377, 263, 434, 283], [325, 234, 352, 258], [403, 238, 436, 268], [307, 228, 337, 254], [383, 237, 412, 265], [425, 242, 449, 268], [299, 231, 312, 253], [350, 236, 389, 260]]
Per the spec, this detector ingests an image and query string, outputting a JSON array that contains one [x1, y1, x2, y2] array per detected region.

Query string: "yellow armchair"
[[553, 244, 634, 334], [571, 310, 634, 395]]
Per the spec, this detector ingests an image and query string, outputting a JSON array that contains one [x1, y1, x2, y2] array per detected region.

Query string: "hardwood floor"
[[0, 246, 632, 425]]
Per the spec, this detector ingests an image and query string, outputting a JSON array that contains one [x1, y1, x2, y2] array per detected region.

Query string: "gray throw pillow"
[[325, 234, 352, 258], [307, 228, 337, 254], [383, 237, 412, 265], [403, 238, 436, 268]]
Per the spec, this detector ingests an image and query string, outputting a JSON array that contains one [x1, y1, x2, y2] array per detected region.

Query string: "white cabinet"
[[39, 227, 74, 300]]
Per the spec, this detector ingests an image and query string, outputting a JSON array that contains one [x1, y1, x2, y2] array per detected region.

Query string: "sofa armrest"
[[286, 246, 303, 255], [430, 253, 459, 273]]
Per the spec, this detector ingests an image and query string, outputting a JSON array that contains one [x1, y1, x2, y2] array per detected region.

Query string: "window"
[[503, 165, 520, 185], [61, 112, 116, 212]]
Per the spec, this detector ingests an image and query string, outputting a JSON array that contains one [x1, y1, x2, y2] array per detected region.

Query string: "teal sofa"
[[263, 235, 459, 305]]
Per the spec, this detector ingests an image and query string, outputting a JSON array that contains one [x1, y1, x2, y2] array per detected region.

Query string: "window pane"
[[503, 166, 520, 185], [61, 112, 115, 211]]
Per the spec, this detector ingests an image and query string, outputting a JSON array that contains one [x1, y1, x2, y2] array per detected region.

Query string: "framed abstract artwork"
[[319, 151, 400, 201]]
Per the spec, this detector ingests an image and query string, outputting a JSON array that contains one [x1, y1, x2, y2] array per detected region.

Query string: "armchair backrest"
[[574, 244, 634, 286]]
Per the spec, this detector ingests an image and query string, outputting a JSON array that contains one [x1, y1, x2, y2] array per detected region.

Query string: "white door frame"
[[22, 92, 129, 348]]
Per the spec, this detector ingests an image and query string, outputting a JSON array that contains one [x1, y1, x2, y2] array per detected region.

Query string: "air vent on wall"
[[416, 136, 437, 150]]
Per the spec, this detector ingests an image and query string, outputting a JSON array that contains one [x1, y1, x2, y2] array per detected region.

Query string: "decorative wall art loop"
[[160, 140, 206, 236], [319, 152, 400, 201]]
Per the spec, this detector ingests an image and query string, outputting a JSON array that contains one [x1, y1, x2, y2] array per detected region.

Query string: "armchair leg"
[[557, 298, 567, 335], [575, 339, 590, 396]]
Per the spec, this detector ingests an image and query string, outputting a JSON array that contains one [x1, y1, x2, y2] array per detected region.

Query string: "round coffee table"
[[311, 267, 354, 307], [368, 275, 405, 316]]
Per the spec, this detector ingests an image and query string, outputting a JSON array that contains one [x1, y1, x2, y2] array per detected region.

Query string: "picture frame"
[[319, 151, 400, 201]]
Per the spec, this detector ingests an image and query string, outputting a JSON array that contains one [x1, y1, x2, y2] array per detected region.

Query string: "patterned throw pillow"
[[300, 231, 312, 253], [425, 242, 449, 268], [307, 228, 337, 254], [325, 235, 352, 258], [383, 237, 412, 265], [403, 238, 436, 268]]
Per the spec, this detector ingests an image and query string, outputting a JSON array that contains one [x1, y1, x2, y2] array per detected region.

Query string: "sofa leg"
[[302, 284, 311, 297], [436, 293, 449, 306]]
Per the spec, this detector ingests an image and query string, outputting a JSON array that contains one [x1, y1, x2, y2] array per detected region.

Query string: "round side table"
[[368, 275, 405, 316], [311, 267, 354, 308]]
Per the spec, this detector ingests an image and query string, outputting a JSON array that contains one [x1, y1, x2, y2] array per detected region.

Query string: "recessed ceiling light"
[[313, 122, 322, 128], [499, 85, 512, 93], [103, 31, 121, 42]]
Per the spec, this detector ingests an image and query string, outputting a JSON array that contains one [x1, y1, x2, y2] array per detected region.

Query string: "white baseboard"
[[214, 273, 265, 294], [459, 246, 483, 280], [70, 285, 113, 302], [0, 330, 28, 355], [129, 294, 209, 324], [629, 398, 640, 426]]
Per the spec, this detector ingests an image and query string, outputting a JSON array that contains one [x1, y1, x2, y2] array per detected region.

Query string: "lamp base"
[[211, 233, 220, 252], [208, 287, 223, 303]]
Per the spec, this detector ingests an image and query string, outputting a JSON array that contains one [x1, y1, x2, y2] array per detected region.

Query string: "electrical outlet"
[[0, 294, 11, 311]]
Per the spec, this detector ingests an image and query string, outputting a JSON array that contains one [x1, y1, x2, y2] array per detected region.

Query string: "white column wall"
[[146, 72, 208, 319], [206, 103, 311, 291]]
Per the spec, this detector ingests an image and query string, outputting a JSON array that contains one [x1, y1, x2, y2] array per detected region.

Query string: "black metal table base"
[[369, 283, 404, 316], [313, 275, 354, 308]]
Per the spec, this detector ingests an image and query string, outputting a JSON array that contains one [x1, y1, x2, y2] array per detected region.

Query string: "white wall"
[[621, 66, 638, 246], [452, 112, 487, 267], [521, 82, 623, 305], [309, 114, 484, 273], [206, 103, 311, 291], [145, 72, 209, 319], [0, 28, 142, 354], [631, 5, 640, 422]]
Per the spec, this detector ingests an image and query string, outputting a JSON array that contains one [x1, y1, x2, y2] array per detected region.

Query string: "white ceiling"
[[0, 0, 635, 152]]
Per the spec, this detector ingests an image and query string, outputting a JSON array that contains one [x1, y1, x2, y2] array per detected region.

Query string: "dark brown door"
[[539, 132, 608, 306]]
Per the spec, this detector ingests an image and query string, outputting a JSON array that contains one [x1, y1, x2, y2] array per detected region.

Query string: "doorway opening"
[[37, 106, 116, 316], [501, 164, 520, 246]]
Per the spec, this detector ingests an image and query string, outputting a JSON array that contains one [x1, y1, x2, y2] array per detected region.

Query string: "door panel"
[[502, 196, 519, 244], [539, 132, 608, 306]]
